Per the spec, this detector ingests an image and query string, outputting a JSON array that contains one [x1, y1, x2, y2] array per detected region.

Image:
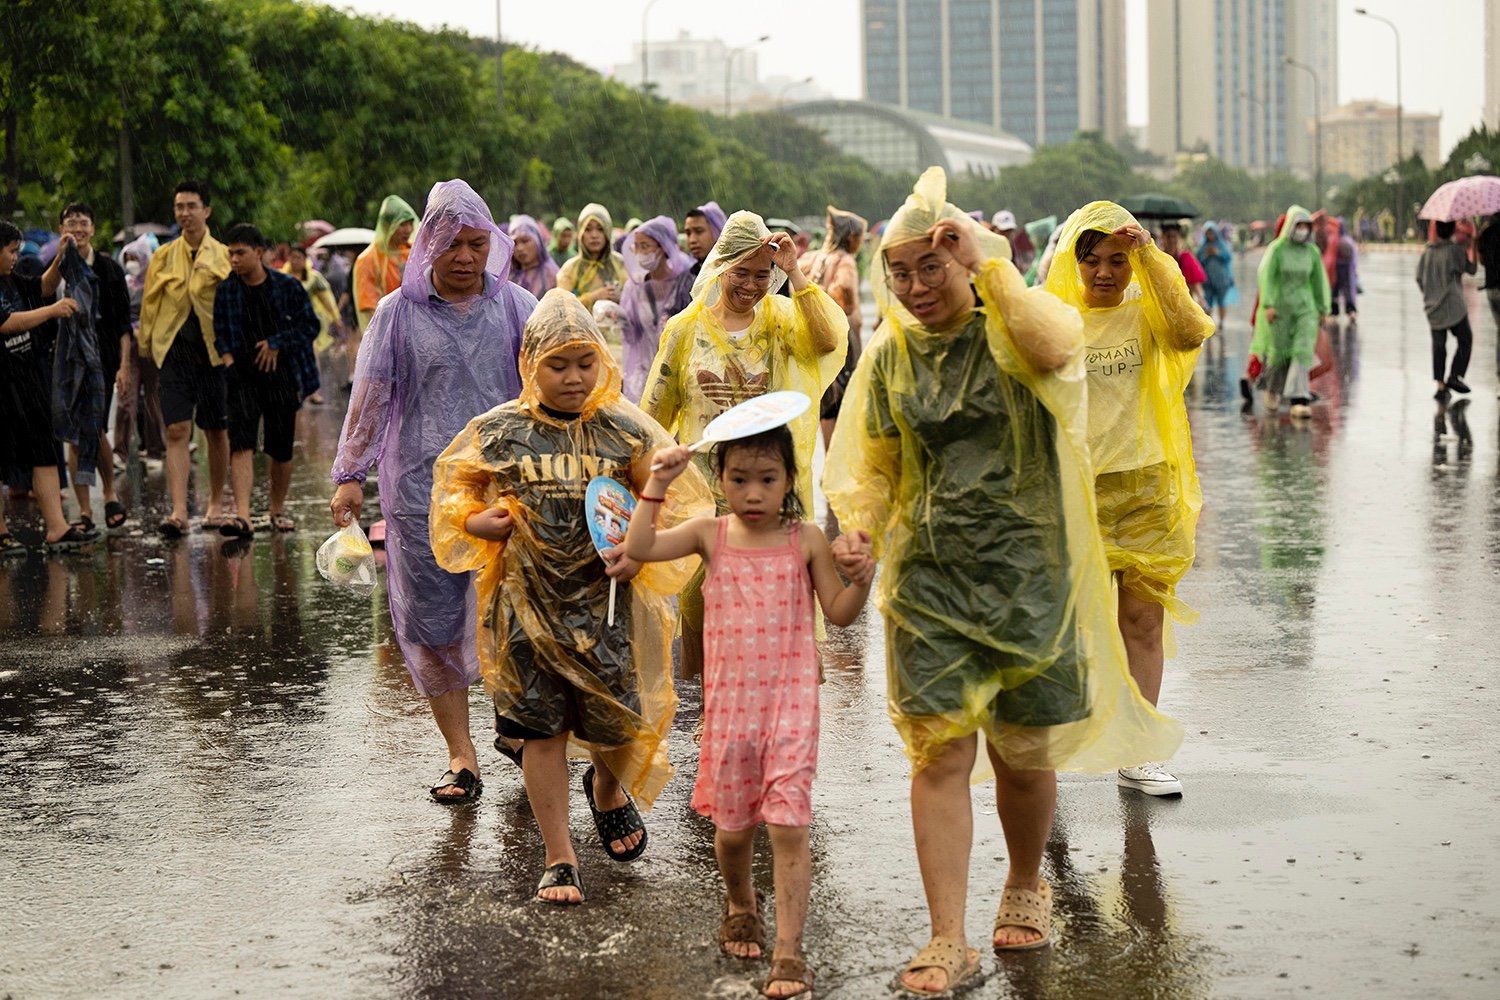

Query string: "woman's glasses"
[[887, 260, 951, 294]]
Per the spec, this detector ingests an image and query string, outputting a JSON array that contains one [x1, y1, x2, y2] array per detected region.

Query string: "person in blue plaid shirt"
[[214, 223, 319, 536]]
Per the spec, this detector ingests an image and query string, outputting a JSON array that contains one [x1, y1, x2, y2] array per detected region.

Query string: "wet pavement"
[[3, 249, 1499, 999]]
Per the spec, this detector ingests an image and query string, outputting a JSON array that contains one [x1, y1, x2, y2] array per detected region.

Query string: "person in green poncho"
[[1250, 206, 1329, 419]]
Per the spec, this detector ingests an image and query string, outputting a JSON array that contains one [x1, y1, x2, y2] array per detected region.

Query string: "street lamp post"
[[1354, 8, 1403, 237], [723, 34, 770, 118], [1284, 57, 1322, 208], [641, 0, 663, 88], [777, 76, 814, 110]]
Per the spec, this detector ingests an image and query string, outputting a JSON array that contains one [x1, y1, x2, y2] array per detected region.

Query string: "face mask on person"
[[636, 247, 664, 272], [124, 260, 142, 277], [1290, 226, 1312, 244]]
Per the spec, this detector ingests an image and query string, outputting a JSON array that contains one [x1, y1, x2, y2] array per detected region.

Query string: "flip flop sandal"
[[895, 936, 982, 997], [158, 516, 187, 539], [429, 767, 482, 805], [493, 734, 525, 768], [761, 954, 814, 998], [104, 500, 128, 530], [45, 526, 96, 553], [993, 878, 1053, 952], [70, 516, 99, 539], [0, 534, 28, 558], [719, 890, 766, 960], [582, 764, 647, 862], [536, 862, 585, 905], [219, 516, 254, 539]]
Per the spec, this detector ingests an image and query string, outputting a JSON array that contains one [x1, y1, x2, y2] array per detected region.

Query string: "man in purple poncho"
[[619, 215, 695, 403], [330, 179, 535, 803]]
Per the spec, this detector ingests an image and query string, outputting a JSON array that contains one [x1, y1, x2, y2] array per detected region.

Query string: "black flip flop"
[[493, 735, 525, 768], [158, 516, 187, 539], [536, 862, 585, 905], [45, 526, 95, 552], [582, 764, 647, 862], [218, 515, 254, 539], [429, 767, 482, 805], [104, 500, 128, 530]]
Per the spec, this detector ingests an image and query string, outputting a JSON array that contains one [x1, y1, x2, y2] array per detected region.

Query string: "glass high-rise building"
[[1146, 0, 1338, 173], [861, 0, 1126, 148]]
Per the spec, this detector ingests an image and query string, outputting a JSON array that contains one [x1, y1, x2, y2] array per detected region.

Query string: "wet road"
[[3, 249, 1499, 999]]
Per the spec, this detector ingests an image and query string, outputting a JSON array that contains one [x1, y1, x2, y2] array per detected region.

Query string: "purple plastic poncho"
[[331, 179, 536, 697], [506, 215, 558, 300], [619, 215, 695, 402], [696, 200, 728, 243]]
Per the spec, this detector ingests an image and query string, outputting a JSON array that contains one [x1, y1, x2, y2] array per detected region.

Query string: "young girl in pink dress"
[[625, 423, 874, 1000]]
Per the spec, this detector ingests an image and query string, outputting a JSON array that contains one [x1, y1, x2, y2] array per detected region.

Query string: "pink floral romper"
[[692, 518, 820, 830]]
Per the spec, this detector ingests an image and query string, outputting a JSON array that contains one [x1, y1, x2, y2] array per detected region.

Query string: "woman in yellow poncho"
[[826, 169, 1180, 992], [641, 210, 847, 676], [1044, 201, 1213, 798], [283, 243, 344, 404], [556, 203, 626, 311], [430, 288, 711, 903]]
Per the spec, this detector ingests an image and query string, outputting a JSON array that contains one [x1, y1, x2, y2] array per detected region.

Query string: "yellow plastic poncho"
[[826, 168, 1181, 773], [556, 203, 627, 310], [1045, 202, 1215, 621], [429, 289, 713, 806], [138, 231, 230, 366], [640, 209, 848, 516]]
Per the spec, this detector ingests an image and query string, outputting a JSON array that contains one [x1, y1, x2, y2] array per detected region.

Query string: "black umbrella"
[[1119, 193, 1201, 220]]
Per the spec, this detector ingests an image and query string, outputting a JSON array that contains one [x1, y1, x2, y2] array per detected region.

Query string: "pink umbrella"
[[1418, 176, 1500, 222]]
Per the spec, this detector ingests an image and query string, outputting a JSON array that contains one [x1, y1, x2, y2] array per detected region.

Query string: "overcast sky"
[[332, 0, 1484, 155]]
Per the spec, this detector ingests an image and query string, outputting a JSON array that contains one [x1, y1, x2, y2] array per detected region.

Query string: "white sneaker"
[[1117, 763, 1183, 797]]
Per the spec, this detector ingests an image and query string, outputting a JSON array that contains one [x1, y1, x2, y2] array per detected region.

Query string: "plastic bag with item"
[[430, 289, 713, 807], [826, 167, 1181, 775], [317, 523, 377, 592]]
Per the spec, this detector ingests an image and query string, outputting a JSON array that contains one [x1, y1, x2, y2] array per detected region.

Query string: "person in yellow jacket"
[[640, 210, 847, 678], [137, 180, 231, 537], [1045, 200, 1214, 797], [826, 169, 1181, 991], [555, 203, 626, 311], [430, 289, 711, 904]]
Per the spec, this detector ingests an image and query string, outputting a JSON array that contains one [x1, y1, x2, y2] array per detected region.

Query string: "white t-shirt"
[[1083, 292, 1166, 476]]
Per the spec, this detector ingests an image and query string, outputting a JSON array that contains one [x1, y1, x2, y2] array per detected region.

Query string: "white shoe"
[[1117, 762, 1183, 797], [1289, 403, 1311, 419]]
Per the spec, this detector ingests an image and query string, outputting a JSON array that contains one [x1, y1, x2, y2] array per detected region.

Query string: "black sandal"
[[536, 862, 585, 905], [429, 767, 482, 804], [104, 500, 128, 530], [582, 764, 648, 862], [158, 516, 187, 539], [494, 735, 525, 768], [0, 533, 26, 558], [219, 515, 253, 539], [45, 526, 95, 552]]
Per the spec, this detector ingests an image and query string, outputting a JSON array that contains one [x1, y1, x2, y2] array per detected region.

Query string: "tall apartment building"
[[861, 0, 1126, 147], [1146, 0, 1337, 174]]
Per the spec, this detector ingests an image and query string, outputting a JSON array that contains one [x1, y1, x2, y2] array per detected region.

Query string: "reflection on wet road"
[[3, 250, 1498, 998]]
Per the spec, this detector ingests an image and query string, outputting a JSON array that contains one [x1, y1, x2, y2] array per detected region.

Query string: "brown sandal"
[[993, 878, 1052, 952], [898, 936, 981, 996], [762, 953, 813, 998], [719, 890, 765, 959]]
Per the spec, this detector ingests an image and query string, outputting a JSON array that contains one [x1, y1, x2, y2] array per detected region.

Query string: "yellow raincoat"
[[138, 231, 230, 366], [429, 290, 712, 806], [1045, 202, 1214, 620], [640, 209, 848, 516], [556, 203, 627, 310], [825, 168, 1181, 773]]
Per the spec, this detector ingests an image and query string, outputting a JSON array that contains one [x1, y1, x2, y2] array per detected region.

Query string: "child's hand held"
[[602, 545, 641, 581], [465, 505, 514, 541], [648, 444, 692, 482]]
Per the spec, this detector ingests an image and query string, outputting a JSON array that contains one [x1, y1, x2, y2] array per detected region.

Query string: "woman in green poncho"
[[353, 194, 419, 371], [1250, 206, 1329, 419], [826, 168, 1180, 993]]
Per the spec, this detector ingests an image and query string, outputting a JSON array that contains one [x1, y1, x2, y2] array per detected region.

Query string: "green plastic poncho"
[[1045, 202, 1215, 622], [354, 195, 419, 326], [549, 216, 578, 266], [826, 168, 1181, 774], [1250, 205, 1330, 370], [556, 203, 626, 310], [430, 289, 713, 806]]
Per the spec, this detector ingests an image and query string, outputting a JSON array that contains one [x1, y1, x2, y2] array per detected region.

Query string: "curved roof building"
[[784, 99, 1033, 177]]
